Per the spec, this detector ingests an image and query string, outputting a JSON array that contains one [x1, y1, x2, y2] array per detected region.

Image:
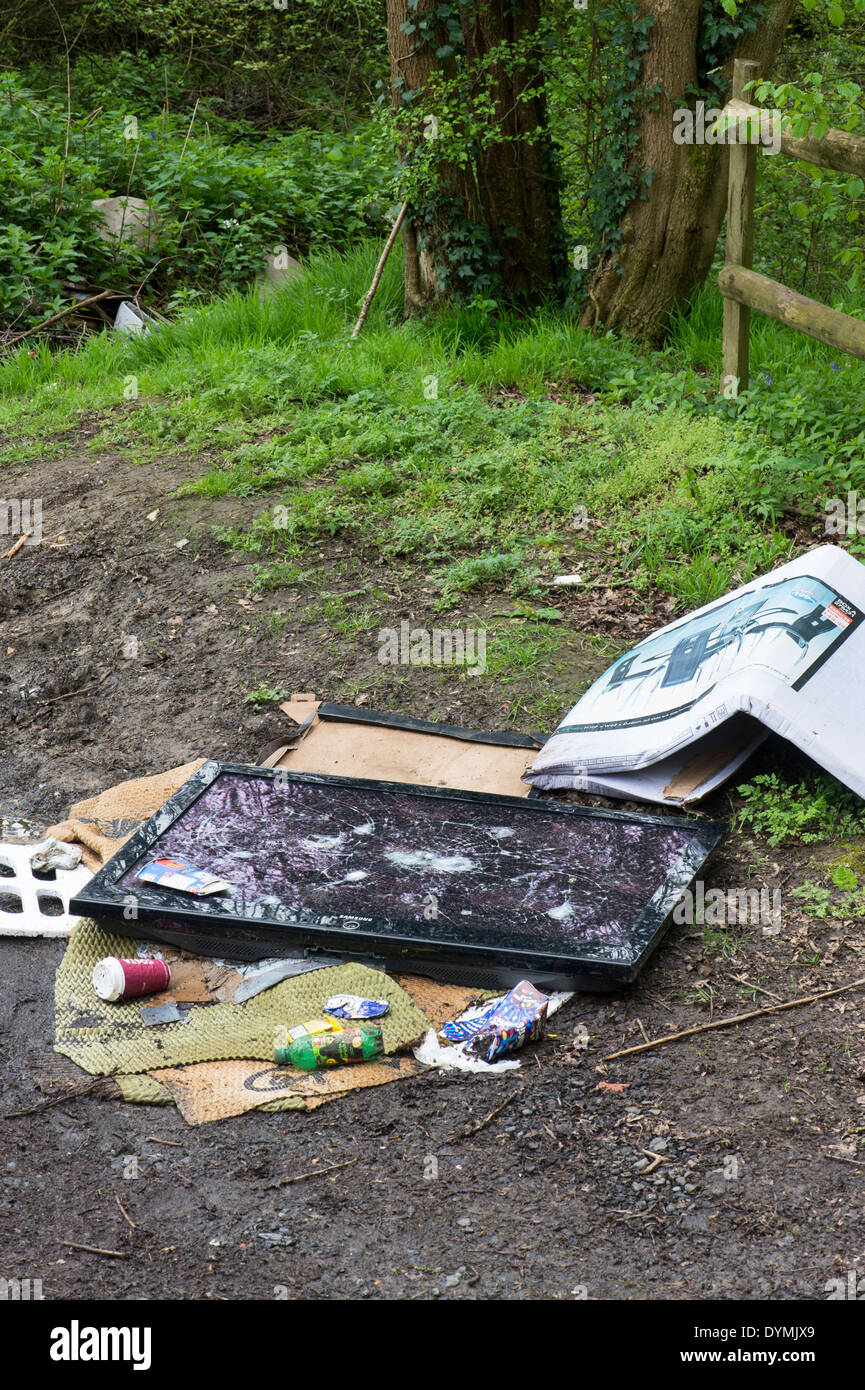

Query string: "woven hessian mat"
[[55, 918, 431, 1119]]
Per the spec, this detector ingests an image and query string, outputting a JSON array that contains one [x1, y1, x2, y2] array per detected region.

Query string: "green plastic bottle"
[[276, 1023, 384, 1071]]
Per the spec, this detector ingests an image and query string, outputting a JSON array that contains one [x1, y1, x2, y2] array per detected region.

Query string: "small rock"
[[92, 196, 161, 250]]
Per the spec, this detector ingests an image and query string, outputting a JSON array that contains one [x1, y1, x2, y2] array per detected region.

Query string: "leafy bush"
[[0, 66, 390, 326], [0, 2, 386, 126], [736, 771, 865, 846]]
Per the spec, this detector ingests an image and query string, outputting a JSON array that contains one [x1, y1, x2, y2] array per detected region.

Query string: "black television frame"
[[70, 760, 726, 990]]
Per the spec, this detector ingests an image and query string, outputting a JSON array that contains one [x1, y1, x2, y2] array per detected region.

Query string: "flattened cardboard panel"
[[276, 705, 534, 797], [152, 1054, 425, 1124]]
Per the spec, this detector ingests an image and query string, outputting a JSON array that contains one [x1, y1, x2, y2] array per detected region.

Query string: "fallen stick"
[[640, 1151, 672, 1175], [602, 976, 865, 1062], [32, 680, 102, 707], [19, 670, 111, 729], [2, 289, 119, 349], [61, 1241, 126, 1259], [732, 973, 783, 1003], [3, 1077, 108, 1119], [270, 1156, 359, 1188], [350, 201, 408, 340], [457, 1088, 521, 1140], [115, 1195, 136, 1229], [2, 532, 31, 559]]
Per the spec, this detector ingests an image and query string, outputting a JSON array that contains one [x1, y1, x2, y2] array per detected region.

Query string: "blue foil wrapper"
[[442, 980, 550, 1059], [324, 993, 390, 1020]]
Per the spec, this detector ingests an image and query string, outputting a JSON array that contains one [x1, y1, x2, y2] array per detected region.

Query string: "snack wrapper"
[[441, 980, 549, 1062], [324, 993, 390, 1020], [135, 857, 232, 896]]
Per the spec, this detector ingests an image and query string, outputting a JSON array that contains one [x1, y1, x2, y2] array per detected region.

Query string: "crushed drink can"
[[92, 956, 171, 1003], [324, 993, 390, 1020], [277, 1023, 384, 1071], [135, 857, 231, 895]]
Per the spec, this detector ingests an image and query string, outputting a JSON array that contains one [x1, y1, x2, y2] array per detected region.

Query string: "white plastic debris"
[[29, 837, 83, 873], [0, 841, 92, 938], [113, 301, 150, 337], [551, 574, 583, 586]]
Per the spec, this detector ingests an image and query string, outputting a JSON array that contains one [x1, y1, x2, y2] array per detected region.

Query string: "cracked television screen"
[[101, 767, 719, 982]]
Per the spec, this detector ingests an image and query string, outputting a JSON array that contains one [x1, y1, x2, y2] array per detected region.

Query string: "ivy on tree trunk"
[[582, 0, 799, 342], [385, 0, 567, 312]]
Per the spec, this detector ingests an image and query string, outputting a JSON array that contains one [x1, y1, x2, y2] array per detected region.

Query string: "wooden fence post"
[[721, 59, 761, 395]]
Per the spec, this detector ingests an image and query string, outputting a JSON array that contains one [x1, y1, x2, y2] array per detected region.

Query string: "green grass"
[[3, 244, 865, 624]]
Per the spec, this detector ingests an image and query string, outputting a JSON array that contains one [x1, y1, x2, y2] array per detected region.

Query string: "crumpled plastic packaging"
[[29, 837, 83, 873]]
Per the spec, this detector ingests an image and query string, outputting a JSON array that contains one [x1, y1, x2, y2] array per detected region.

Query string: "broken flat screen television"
[[70, 761, 725, 989]]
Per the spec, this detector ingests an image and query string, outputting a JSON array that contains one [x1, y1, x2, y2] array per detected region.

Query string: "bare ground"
[[2, 439, 864, 1302]]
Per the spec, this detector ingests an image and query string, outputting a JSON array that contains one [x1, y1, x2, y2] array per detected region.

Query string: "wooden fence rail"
[[719, 58, 865, 393]]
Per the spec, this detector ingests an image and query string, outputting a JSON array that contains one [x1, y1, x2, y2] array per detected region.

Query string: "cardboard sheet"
[[270, 697, 536, 796], [527, 546, 865, 805]]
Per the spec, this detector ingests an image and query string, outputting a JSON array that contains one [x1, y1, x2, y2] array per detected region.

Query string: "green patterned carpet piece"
[[56, 919, 430, 1108]]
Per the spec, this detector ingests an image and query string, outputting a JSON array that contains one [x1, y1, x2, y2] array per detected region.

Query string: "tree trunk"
[[385, 0, 457, 312], [460, 1, 565, 297], [385, 0, 565, 313], [582, 0, 798, 342]]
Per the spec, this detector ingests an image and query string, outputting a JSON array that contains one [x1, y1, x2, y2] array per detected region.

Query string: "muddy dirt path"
[[2, 444, 864, 1301]]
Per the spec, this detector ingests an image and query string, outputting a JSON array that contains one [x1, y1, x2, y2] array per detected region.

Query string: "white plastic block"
[[0, 841, 92, 938]]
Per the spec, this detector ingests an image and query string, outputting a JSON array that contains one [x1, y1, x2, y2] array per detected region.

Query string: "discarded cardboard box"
[[269, 697, 539, 797], [527, 545, 865, 805]]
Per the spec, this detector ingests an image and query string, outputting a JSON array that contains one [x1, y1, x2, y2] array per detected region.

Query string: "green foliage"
[[435, 551, 542, 610], [2, 242, 865, 617], [750, 66, 865, 297], [244, 682, 289, 707], [0, 0, 386, 126], [792, 862, 865, 918], [736, 771, 865, 846], [0, 66, 389, 325]]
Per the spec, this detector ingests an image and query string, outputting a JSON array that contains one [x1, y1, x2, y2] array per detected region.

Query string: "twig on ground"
[[269, 1156, 359, 1188], [640, 1150, 672, 1175], [2, 290, 119, 349], [18, 670, 111, 728], [603, 976, 865, 1062], [3, 1077, 108, 1119], [2, 532, 31, 559], [115, 1196, 136, 1229], [732, 974, 783, 1003], [61, 1241, 126, 1259], [32, 678, 105, 707], [456, 1088, 521, 1140]]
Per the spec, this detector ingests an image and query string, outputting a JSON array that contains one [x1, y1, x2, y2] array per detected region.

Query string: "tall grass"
[[1, 243, 863, 614]]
